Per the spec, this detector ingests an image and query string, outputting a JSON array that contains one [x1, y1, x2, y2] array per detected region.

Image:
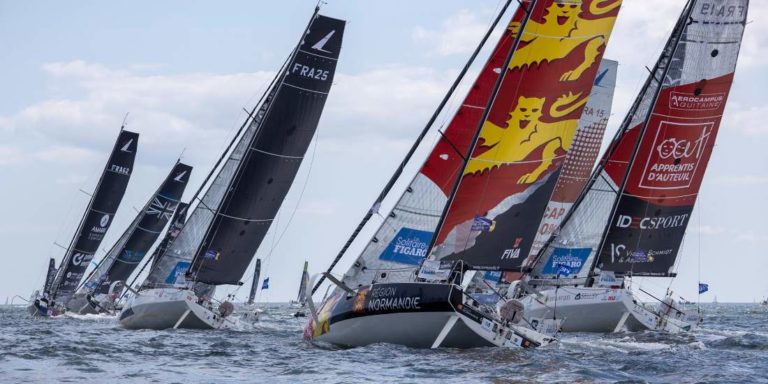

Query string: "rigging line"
[[312, 0, 516, 294]]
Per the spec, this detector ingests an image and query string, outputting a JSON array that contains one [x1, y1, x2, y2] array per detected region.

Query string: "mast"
[[311, 0, 515, 294], [247, 258, 261, 305], [425, 0, 535, 259]]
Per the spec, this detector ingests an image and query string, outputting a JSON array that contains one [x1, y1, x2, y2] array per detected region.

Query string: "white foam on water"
[[63, 312, 116, 321]]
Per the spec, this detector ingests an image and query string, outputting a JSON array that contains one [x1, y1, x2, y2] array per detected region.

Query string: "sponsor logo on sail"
[[311, 30, 335, 53], [110, 164, 131, 175], [165, 261, 190, 285], [609, 243, 674, 264], [72, 252, 87, 266], [173, 171, 187, 182], [501, 237, 524, 260], [100, 214, 110, 227], [120, 139, 134, 153], [615, 214, 689, 230], [204, 249, 220, 261], [471, 215, 495, 232], [669, 92, 725, 111], [541, 247, 590, 275], [379, 228, 432, 265], [639, 121, 713, 190]]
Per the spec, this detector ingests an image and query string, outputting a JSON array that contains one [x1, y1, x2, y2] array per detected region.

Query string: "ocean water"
[[1, 303, 766, 383]]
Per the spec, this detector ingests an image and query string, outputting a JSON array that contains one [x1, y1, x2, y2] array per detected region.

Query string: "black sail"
[[189, 14, 345, 285], [82, 163, 193, 295], [43, 258, 57, 293], [51, 129, 138, 301], [247, 258, 261, 305]]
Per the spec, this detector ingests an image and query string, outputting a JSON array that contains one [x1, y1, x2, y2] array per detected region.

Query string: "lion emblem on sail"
[[464, 92, 588, 183], [508, 0, 621, 81]]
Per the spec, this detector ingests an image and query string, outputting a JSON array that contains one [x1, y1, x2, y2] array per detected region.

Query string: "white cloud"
[[0, 60, 455, 172], [412, 8, 496, 56]]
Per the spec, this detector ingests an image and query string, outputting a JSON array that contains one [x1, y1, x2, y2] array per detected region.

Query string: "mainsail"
[[187, 14, 345, 286], [429, 0, 621, 271], [532, 0, 748, 280], [50, 129, 139, 302], [145, 12, 345, 289], [336, 4, 523, 291], [78, 162, 192, 296]]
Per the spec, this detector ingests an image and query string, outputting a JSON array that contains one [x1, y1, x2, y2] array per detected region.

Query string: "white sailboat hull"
[[118, 288, 224, 330], [521, 287, 699, 333]]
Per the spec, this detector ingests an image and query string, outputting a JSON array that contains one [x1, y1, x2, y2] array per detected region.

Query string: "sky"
[[1, 0, 766, 304]]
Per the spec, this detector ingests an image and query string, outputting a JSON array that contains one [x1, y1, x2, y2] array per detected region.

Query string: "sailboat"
[[66, 161, 192, 315], [29, 127, 139, 317], [305, 0, 621, 348], [247, 258, 262, 306], [291, 261, 310, 317], [118, 8, 345, 330], [518, 0, 749, 333]]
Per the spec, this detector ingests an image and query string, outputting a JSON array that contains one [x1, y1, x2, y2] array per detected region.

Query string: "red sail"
[[431, 0, 621, 270], [596, 0, 748, 276]]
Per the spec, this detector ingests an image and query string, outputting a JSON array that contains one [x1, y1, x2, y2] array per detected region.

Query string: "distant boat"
[[118, 7, 346, 330], [29, 127, 138, 318], [291, 261, 309, 317], [67, 161, 192, 315], [247, 259, 262, 306]]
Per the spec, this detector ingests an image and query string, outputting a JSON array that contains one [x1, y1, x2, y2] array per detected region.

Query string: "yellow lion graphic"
[[508, 0, 621, 81], [464, 93, 587, 183]]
